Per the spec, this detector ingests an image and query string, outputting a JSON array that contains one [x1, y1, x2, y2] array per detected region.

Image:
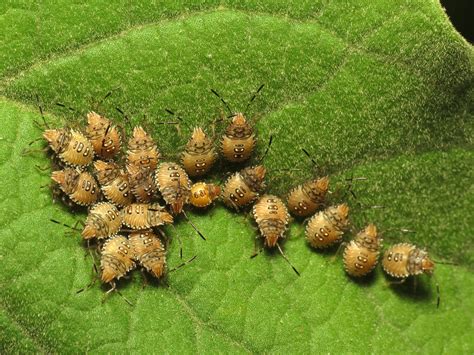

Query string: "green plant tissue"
[[0, 1, 473, 353]]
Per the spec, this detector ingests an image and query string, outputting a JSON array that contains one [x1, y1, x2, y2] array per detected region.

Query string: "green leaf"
[[1, 1, 473, 352]]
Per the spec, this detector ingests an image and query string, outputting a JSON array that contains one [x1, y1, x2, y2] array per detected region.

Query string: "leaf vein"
[[168, 285, 254, 353]]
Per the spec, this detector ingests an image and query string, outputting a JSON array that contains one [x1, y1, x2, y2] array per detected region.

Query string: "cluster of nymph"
[[36, 86, 438, 306]]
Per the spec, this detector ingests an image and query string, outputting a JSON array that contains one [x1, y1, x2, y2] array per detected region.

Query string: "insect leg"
[[35, 164, 50, 172], [101, 281, 115, 304], [76, 263, 99, 294], [385, 277, 407, 287], [21, 147, 49, 157], [113, 288, 134, 307], [330, 241, 347, 263], [250, 238, 263, 259], [436, 283, 440, 309], [140, 269, 150, 290]]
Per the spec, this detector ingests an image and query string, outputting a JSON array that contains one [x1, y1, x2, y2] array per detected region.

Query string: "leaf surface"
[[1, 1, 473, 353]]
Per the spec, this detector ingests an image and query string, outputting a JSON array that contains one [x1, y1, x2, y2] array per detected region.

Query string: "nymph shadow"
[[383, 273, 434, 304]]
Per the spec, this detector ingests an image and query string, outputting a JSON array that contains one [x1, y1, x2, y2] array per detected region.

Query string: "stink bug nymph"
[[43, 128, 94, 167], [305, 204, 350, 249], [127, 165, 157, 203], [221, 112, 256, 163], [94, 160, 132, 207], [211, 85, 264, 163], [130, 230, 197, 281], [129, 230, 166, 279], [126, 126, 160, 171], [343, 224, 381, 277], [85, 111, 122, 159], [155, 162, 206, 241], [382, 243, 435, 279], [181, 127, 218, 177], [252, 195, 300, 276], [100, 235, 135, 290], [382, 243, 440, 307], [155, 162, 192, 215], [189, 182, 221, 208], [122, 203, 174, 230], [82, 202, 123, 240], [221, 165, 266, 210], [51, 168, 100, 206], [287, 176, 329, 218], [252, 195, 290, 248]]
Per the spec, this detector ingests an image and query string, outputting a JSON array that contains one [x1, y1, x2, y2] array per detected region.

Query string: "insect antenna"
[[115, 107, 133, 130], [101, 90, 113, 101], [244, 84, 265, 116], [170, 171, 206, 241], [96, 95, 115, 149], [164, 109, 183, 122], [56, 102, 77, 113], [431, 274, 441, 309], [344, 174, 369, 200], [276, 242, 300, 276], [250, 250, 262, 259], [299, 147, 326, 184], [211, 89, 234, 116], [256, 135, 273, 164], [169, 255, 197, 273], [141, 111, 180, 126], [31, 136, 46, 146], [163, 225, 183, 259], [432, 259, 457, 265], [330, 174, 379, 213], [164, 109, 191, 129], [50, 218, 82, 232], [302, 148, 318, 168], [182, 210, 206, 241], [35, 94, 49, 129], [50, 218, 84, 239], [95, 89, 113, 110]]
